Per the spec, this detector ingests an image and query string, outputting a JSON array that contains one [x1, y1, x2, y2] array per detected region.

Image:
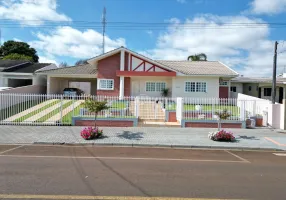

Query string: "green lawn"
[[167, 104, 239, 116], [36, 101, 73, 122], [110, 101, 128, 109], [13, 100, 60, 122], [0, 99, 45, 121], [62, 103, 84, 124]]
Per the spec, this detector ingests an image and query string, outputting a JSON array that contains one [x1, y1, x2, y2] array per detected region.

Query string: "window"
[[146, 82, 166, 92], [98, 79, 114, 90], [156, 82, 166, 92], [264, 88, 272, 96], [185, 82, 206, 92], [220, 81, 228, 86], [248, 86, 252, 91], [196, 82, 207, 92], [185, 82, 196, 92], [230, 86, 237, 92]]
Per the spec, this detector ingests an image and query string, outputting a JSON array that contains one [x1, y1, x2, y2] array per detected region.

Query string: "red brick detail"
[[75, 120, 133, 127], [97, 53, 120, 96], [256, 118, 263, 127], [116, 71, 176, 77], [185, 122, 242, 128], [219, 86, 229, 98], [124, 77, 131, 96], [168, 112, 177, 122]]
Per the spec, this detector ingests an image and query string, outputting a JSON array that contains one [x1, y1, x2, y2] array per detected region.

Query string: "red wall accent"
[[185, 122, 242, 128], [75, 120, 134, 127], [116, 71, 176, 77], [124, 77, 131, 96], [219, 86, 229, 98], [168, 112, 177, 122], [97, 53, 120, 96]]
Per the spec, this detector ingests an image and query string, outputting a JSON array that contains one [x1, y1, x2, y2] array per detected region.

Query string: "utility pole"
[[272, 41, 278, 104], [102, 7, 106, 54]]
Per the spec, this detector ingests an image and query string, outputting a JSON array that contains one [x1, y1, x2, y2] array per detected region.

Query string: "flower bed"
[[80, 127, 103, 140], [208, 130, 235, 142]]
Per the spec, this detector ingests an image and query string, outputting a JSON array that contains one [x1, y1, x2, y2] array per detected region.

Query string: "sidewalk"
[[0, 126, 286, 151]]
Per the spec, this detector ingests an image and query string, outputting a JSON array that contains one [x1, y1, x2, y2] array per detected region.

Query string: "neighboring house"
[[0, 60, 57, 88], [37, 47, 238, 98], [230, 76, 286, 103]]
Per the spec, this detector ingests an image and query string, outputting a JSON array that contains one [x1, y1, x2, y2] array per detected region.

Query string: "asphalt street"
[[0, 145, 286, 200]]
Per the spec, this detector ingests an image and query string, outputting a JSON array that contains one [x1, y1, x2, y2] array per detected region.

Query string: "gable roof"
[[232, 76, 286, 84], [156, 60, 238, 76], [88, 47, 238, 77], [0, 60, 52, 73], [0, 60, 27, 69], [36, 64, 97, 75]]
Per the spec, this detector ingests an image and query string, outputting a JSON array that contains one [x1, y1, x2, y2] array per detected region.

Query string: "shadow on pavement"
[[117, 131, 144, 140], [237, 135, 259, 140]]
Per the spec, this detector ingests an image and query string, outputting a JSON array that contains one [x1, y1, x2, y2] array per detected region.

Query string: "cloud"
[[0, 0, 71, 25], [39, 55, 58, 65], [141, 15, 286, 77], [249, 0, 286, 15], [29, 26, 126, 59], [176, 0, 186, 3]]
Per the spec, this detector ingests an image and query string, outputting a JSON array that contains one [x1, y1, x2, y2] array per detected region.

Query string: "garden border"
[[181, 119, 246, 129], [72, 116, 138, 127]]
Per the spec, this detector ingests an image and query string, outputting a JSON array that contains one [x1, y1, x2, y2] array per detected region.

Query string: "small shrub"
[[208, 130, 235, 142], [80, 127, 103, 140]]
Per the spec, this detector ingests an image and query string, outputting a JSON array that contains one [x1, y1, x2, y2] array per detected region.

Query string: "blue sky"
[[1, 0, 286, 76]]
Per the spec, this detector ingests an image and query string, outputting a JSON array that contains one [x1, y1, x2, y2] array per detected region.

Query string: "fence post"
[[135, 96, 139, 118], [72, 96, 75, 118], [60, 95, 63, 125], [176, 97, 183, 123]]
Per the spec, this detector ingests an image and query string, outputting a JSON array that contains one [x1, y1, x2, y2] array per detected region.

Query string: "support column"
[[119, 76, 125, 99], [283, 86, 286, 130], [119, 50, 125, 99], [228, 80, 231, 98]]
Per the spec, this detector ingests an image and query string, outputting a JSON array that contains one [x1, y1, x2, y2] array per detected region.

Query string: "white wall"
[[268, 104, 284, 129], [171, 76, 219, 98], [0, 85, 47, 110], [0, 75, 7, 87], [230, 82, 243, 98], [130, 77, 172, 97], [33, 75, 47, 86]]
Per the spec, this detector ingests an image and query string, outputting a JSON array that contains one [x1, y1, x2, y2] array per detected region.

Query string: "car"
[[63, 88, 83, 97]]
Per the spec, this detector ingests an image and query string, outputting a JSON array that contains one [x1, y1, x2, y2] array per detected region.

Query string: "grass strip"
[[0, 100, 42, 121], [62, 103, 84, 124], [36, 101, 73, 122], [13, 100, 60, 122]]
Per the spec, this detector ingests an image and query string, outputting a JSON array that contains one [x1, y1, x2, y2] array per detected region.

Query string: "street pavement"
[[0, 145, 286, 200], [0, 126, 286, 150]]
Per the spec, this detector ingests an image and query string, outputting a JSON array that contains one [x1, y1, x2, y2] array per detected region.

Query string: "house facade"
[[38, 47, 239, 98], [0, 60, 56, 88], [230, 76, 286, 103]]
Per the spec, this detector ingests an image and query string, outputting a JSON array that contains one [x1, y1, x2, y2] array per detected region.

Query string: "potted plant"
[[80, 97, 109, 140], [161, 88, 169, 109]]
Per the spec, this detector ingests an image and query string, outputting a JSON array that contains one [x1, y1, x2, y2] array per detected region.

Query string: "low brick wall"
[[166, 111, 177, 122], [182, 120, 245, 129], [72, 117, 138, 127]]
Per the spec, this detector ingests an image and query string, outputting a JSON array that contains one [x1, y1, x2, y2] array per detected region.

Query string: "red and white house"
[[40, 47, 239, 98]]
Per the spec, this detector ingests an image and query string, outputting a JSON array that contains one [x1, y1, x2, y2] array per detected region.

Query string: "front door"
[[219, 86, 229, 98]]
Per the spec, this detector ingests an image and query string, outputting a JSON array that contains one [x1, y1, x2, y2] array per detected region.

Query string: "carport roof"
[[36, 64, 97, 75]]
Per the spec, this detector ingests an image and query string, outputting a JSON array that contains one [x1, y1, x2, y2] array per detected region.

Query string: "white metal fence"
[[0, 94, 271, 126]]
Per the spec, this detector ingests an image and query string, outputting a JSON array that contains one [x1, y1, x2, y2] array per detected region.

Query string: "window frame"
[[230, 86, 237, 92], [97, 79, 114, 90], [145, 81, 166, 92], [220, 81, 228, 86], [264, 88, 272, 97], [185, 81, 207, 93]]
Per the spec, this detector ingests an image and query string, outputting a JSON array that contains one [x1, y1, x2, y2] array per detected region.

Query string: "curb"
[[33, 142, 286, 151]]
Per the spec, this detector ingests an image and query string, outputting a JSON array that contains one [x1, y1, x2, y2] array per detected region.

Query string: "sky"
[[0, 0, 286, 77]]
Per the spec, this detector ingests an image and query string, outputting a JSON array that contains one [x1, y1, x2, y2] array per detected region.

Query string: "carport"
[[36, 64, 97, 95]]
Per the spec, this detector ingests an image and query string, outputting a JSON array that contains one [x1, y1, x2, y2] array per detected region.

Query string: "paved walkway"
[[0, 126, 285, 150]]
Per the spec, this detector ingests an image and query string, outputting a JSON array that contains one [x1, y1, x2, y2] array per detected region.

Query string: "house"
[[37, 47, 239, 98], [0, 60, 56, 88], [230, 76, 286, 103]]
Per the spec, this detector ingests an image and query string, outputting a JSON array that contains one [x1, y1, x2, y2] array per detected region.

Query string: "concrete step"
[[138, 121, 181, 127]]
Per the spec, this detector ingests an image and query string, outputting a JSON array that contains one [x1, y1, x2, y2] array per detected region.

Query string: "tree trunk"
[[94, 113, 97, 128]]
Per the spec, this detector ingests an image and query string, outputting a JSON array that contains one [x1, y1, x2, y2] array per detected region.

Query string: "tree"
[[215, 109, 231, 131], [2, 53, 34, 62], [83, 98, 109, 127], [75, 59, 88, 66], [0, 40, 39, 62], [188, 53, 207, 61], [59, 62, 68, 68]]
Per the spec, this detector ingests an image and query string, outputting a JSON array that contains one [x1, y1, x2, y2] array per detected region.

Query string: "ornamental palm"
[[187, 53, 207, 61]]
